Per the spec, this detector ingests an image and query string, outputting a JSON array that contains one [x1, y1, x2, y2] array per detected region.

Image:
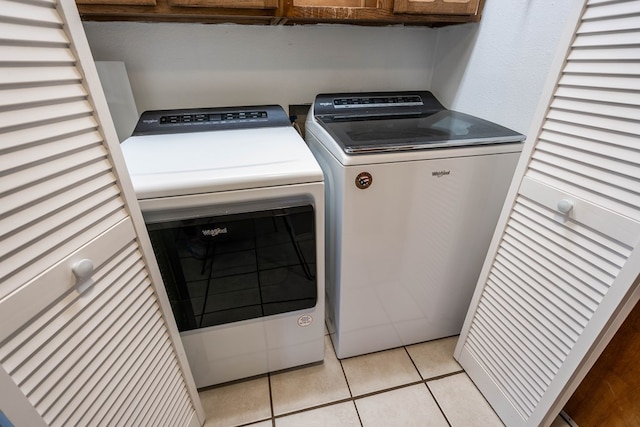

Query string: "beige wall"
[[83, 0, 576, 135], [83, 22, 437, 115]]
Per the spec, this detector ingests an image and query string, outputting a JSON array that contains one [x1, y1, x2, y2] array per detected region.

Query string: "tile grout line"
[[330, 332, 365, 427], [267, 347, 466, 424], [267, 372, 275, 427], [223, 336, 466, 426], [271, 397, 357, 421], [263, 330, 361, 425], [266, 372, 467, 423], [405, 345, 455, 427]]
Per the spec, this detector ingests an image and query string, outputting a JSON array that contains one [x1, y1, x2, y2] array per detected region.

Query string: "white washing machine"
[[121, 105, 325, 387], [305, 91, 525, 359]]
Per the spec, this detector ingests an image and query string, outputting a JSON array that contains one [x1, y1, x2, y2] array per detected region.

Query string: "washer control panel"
[[333, 95, 423, 109], [313, 90, 445, 118]]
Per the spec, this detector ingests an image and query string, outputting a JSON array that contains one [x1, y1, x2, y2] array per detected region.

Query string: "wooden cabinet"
[[77, 0, 484, 24], [166, 0, 277, 8], [77, 0, 281, 24], [77, 0, 156, 5], [393, 0, 480, 15], [280, 0, 483, 24], [280, 0, 395, 23], [278, 0, 485, 21], [76, 0, 276, 6]]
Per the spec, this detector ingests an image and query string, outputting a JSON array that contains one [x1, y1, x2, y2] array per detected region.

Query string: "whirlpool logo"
[[432, 170, 451, 178], [201, 227, 228, 237]]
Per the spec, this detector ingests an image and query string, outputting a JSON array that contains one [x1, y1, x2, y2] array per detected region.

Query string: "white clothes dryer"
[[122, 105, 325, 387], [305, 91, 524, 359]]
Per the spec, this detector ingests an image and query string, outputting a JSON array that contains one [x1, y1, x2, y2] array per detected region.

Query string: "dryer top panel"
[[122, 106, 322, 200], [313, 91, 525, 154]]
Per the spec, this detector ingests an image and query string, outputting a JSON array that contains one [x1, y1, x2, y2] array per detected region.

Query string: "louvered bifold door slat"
[[0, 226, 195, 427], [0, 1, 198, 425], [456, 1, 640, 426], [530, 0, 640, 222], [463, 185, 639, 422]]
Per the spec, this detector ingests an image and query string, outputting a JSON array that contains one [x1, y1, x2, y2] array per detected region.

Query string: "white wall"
[[83, 22, 438, 114], [431, 0, 577, 134], [83, 0, 576, 135]]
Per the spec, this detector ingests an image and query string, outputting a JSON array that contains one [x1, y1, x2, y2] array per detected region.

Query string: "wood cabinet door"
[[282, 0, 393, 20], [281, 0, 469, 23], [282, 0, 481, 23], [76, 0, 156, 5], [76, 0, 278, 6], [167, 0, 278, 8], [393, 0, 480, 15]]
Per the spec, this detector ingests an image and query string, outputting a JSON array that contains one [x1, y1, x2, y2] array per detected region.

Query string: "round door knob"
[[557, 199, 574, 215], [72, 258, 95, 291]]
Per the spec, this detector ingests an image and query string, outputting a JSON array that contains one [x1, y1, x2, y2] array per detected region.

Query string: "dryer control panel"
[[132, 105, 291, 136]]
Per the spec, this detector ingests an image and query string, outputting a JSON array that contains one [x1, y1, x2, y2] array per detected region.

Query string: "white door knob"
[[72, 258, 95, 291], [557, 199, 574, 215]]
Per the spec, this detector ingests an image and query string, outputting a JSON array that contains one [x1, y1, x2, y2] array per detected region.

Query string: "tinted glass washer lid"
[[313, 91, 525, 154]]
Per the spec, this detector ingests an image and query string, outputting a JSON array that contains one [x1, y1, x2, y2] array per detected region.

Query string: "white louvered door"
[[0, 1, 204, 426], [455, 1, 640, 426]]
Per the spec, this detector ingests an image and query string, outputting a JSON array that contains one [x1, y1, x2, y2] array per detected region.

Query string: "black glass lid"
[[318, 110, 525, 154]]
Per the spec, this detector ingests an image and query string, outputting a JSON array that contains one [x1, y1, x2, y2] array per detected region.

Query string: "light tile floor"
[[199, 332, 573, 427]]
